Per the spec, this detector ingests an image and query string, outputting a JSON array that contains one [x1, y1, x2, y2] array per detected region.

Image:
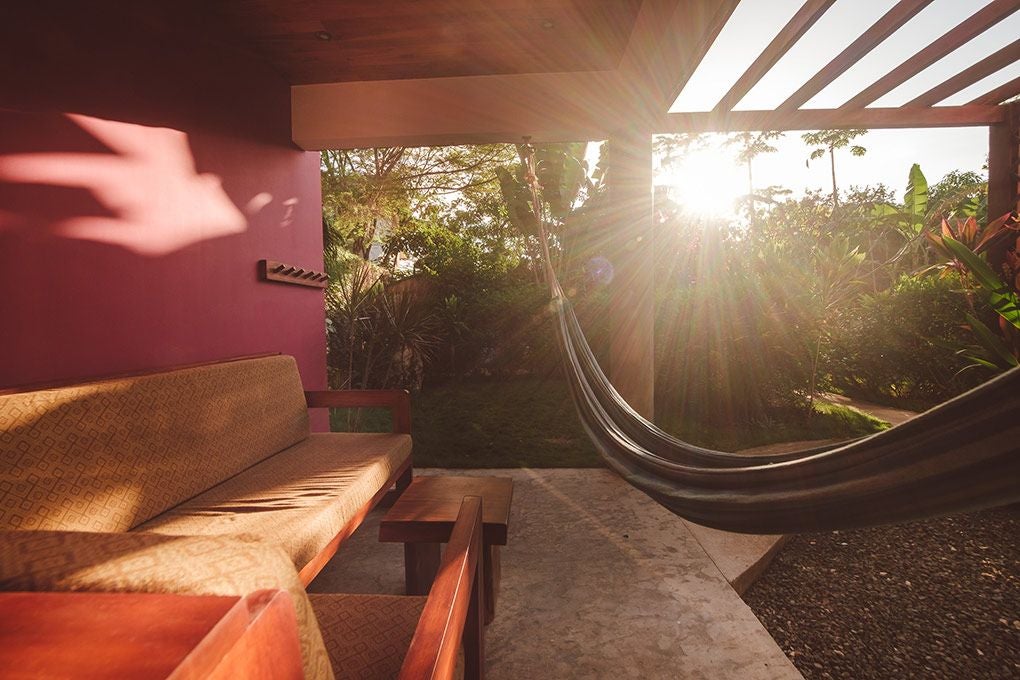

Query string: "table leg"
[[403, 542, 441, 596], [484, 545, 500, 624]]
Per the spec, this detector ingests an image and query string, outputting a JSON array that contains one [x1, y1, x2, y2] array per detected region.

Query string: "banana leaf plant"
[[872, 164, 986, 273]]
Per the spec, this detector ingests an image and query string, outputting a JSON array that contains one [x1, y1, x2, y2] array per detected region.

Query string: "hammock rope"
[[519, 141, 1020, 534]]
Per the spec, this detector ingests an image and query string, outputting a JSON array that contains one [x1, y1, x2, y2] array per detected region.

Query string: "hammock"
[[556, 281, 850, 467], [520, 146, 1020, 534]]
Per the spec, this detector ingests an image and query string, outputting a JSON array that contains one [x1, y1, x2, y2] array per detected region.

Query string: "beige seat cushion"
[[134, 433, 411, 570], [0, 530, 334, 680], [310, 593, 427, 680]]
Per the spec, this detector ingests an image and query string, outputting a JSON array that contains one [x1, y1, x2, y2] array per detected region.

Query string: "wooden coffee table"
[[379, 475, 513, 623]]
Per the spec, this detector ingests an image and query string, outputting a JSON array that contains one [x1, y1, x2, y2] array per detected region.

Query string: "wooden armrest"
[[399, 496, 485, 680], [0, 590, 302, 680], [304, 389, 411, 434]]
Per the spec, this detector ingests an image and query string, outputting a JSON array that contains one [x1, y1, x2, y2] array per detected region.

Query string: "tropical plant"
[[932, 228, 1020, 371], [870, 163, 933, 272], [725, 130, 783, 220], [325, 252, 440, 394], [802, 128, 868, 206]]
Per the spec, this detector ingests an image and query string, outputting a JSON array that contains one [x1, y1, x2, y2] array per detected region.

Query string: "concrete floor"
[[310, 469, 801, 680]]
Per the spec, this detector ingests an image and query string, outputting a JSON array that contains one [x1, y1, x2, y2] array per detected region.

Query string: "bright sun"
[[655, 145, 747, 222]]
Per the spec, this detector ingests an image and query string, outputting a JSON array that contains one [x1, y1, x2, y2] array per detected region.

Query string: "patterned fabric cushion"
[[310, 594, 428, 680], [0, 530, 333, 680], [134, 433, 412, 570], [0, 356, 310, 533]]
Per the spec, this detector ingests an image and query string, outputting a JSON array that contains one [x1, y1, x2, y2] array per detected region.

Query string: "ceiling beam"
[[841, 0, 1020, 110], [291, 70, 629, 149], [778, 0, 938, 112], [661, 105, 1006, 134], [713, 0, 837, 115], [907, 38, 1020, 107], [969, 75, 1020, 105]]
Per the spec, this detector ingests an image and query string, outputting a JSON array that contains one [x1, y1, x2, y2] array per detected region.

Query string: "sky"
[[652, 127, 988, 219], [646, 0, 1017, 219]]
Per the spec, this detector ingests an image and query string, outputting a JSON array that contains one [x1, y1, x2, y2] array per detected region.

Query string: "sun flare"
[[655, 145, 747, 222]]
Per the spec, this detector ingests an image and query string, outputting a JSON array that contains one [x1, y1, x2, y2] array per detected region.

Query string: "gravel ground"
[[744, 506, 1020, 680]]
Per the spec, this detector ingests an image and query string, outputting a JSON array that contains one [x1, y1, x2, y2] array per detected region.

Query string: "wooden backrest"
[[0, 355, 310, 532]]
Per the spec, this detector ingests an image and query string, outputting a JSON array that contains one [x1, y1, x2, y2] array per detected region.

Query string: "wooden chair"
[[309, 495, 486, 680]]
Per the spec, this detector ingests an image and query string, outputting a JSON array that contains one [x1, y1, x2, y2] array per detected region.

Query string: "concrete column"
[[607, 128, 655, 419]]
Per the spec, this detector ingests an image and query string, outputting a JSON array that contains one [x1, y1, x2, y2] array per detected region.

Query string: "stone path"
[[311, 468, 801, 679]]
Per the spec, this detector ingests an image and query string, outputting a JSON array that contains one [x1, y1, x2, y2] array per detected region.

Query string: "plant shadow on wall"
[[0, 109, 292, 255], [0, 107, 306, 388]]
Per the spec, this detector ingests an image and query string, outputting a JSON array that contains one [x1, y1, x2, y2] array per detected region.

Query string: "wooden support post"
[[988, 102, 1019, 220], [607, 128, 655, 419], [987, 102, 1019, 273]]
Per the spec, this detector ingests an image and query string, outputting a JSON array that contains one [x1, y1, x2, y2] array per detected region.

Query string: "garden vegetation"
[[321, 135, 1019, 466]]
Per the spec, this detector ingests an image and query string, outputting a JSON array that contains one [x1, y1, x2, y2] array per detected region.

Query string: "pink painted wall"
[[0, 6, 326, 402]]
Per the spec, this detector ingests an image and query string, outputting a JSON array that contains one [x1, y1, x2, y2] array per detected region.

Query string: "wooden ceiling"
[[216, 0, 644, 84]]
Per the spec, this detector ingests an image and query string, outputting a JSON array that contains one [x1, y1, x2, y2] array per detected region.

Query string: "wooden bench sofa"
[[0, 355, 485, 679]]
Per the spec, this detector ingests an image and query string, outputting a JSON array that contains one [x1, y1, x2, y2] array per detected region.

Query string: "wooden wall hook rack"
[[258, 259, 329, 288]]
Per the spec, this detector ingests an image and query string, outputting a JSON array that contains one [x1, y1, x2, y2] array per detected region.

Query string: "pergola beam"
[[713, 0, 837, 115], [841, 0, 1020, 110], [661, 105, 1006, 134], [969, 75, 1020, 105], [906, 38, 1020, 108], [778, 0, 937, 112], [664, 0, 741, 108]]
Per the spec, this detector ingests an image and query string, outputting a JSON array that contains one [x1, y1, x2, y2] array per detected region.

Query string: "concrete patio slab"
[[310, 468, 801, 680], [677, 519, 788, 596]]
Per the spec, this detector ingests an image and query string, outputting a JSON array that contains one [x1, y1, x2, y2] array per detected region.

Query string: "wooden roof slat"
[[667, 0, 741, 107], [907, 38, 1020, 107], [778, 0, 936, 112], [969, 74, 1020, 105], [662, 104, 1005, 134], [712, 0, 837, 115], [841, 0, 1020, 110]]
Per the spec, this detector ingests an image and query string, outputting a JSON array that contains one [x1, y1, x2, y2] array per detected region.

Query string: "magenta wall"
[[0, 6, 326, 399]]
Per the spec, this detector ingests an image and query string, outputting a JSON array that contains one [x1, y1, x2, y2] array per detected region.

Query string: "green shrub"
[[826, 274, 983, 404]]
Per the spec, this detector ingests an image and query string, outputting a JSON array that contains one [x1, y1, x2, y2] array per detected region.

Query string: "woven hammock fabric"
[[550, 278, 1020, 534], [557, 285, 847, 467]]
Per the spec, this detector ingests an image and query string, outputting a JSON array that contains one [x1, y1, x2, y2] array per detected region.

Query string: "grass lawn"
[[331, 377, 601, 467], [329, 377, 889, 468]]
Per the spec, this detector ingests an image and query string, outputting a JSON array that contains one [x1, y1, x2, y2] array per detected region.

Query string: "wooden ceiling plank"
[[713, 0, 837, 115], [841, 0, 1020, 110], [969, 75, 1020, 105], [223, 0, 642, 84], [907, 38, 1020, 107], [663, 105, 1006, 134], [779, 0, 938, 112]]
